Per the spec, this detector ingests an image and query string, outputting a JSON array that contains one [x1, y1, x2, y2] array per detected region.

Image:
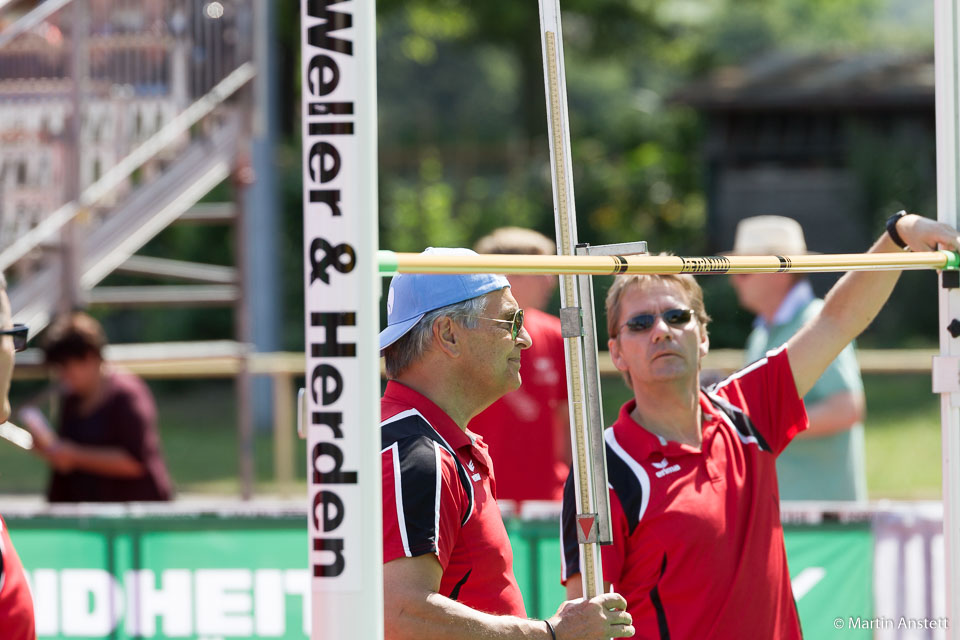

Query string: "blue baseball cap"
[[379, 247, 510, 351]]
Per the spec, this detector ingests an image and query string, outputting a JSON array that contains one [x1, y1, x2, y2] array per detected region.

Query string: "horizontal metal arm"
[[378, 249, 960, 276]]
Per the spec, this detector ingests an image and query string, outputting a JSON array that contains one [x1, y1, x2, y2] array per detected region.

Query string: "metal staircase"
[[0, 0, 255, 335], [9, 114, 242, 330]]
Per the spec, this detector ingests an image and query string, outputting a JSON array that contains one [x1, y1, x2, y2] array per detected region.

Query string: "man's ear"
[[433, 316, 461, 358], [608, 336, 629, 373], [699, 327, 710, 360]]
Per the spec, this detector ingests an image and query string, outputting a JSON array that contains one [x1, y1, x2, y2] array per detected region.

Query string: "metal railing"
[[7, 344, 939, 492], [0, 0, 253, 275]]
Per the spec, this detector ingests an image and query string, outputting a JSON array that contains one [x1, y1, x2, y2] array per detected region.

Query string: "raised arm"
[[787, 214, 960, 397]]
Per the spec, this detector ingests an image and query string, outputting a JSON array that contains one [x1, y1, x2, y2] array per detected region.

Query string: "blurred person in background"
[[728, 215, 866, 501], [0, 272, 36, 639], [471, 227, 570, 506], [21, 311, 173, 502]]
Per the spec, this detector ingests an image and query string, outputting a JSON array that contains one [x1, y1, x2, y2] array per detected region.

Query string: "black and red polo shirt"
[[562, 346, 808, 639], [381, 381, 526, 616], [0, 514, 35, 640]]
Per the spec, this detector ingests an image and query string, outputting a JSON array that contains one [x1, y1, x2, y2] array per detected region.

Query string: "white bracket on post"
[[297, 387, 307, 440], [932, 356, 960, 404]]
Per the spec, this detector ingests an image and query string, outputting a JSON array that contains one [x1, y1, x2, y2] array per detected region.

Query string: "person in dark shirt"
[[28, 312, 173, 502]]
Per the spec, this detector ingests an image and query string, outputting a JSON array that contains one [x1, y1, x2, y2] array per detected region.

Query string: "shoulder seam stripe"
[[711, 343, 786, 391], [380, 408, 422, 428], [388, 442, 411, 557], [433, 442, 442, 559], [706, 392, 771, 452], [380, 406, 474, 527], [605, 429, 651, 527]]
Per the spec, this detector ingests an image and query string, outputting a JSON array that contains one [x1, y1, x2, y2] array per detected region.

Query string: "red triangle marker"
[[578, 516, 596, 540]]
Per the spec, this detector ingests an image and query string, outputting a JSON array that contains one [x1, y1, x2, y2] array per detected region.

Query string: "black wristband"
[[543, 619, 558, 640], [886, 210, 909, 249]]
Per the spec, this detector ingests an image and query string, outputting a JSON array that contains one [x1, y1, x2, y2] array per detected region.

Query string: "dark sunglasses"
[[471, 308, 525, 340], [620, 308, 693, 334], [0, 324, 29, 352]]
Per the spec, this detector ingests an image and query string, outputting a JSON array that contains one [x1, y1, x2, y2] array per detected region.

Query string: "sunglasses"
[[471, 308, 525, 341], [0, 324, 29, 352], [620, 308, 693, 334]]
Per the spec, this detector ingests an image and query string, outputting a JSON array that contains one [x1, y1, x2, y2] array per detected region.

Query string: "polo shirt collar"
[[612, 394, 722, 459], [383, 380, 473, 450], [753, 279, 814, 329]]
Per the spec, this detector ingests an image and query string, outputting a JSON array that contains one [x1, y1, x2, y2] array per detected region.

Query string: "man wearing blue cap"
[[379, 248, 634, 640]]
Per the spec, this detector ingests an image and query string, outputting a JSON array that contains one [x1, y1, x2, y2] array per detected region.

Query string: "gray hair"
[[0, 271, 6, 290], [384, 294, 489, 378]]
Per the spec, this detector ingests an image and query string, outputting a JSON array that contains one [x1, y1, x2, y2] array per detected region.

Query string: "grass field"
[[0, 373, 943, 499]]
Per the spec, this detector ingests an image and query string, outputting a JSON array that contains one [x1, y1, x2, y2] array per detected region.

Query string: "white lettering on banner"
[[196, 569, 254, 636], [126, 570, 192, 637], [23, 568, 310, 637], [31, 569, 58, 636], [255, 569, 285, 636], [285, 569, 313, 635], [60, 570, 124, 635], [790, 567, 826, 600], [302, 0, 364, 594]]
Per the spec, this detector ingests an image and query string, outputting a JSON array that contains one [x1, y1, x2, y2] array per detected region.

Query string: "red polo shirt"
[[470, 308, 569, 502], [562, 346, 808, 639], [381, 381, 526, 616], [0, 514, 36, 640]]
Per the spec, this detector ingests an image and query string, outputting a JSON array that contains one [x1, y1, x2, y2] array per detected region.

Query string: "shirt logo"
[[652, 458, 681, 478], [467, 459, 481, 482]]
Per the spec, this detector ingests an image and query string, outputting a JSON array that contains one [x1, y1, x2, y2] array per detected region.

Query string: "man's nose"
[[516, 325, 533, 349], [648, 315, 674, 342]]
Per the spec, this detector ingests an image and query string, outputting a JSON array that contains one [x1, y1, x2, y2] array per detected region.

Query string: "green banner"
[[6, 515, 872, 639], [784, 523, 874, 639], [506, 520, 873, 634], [9, 515, 310, 640]]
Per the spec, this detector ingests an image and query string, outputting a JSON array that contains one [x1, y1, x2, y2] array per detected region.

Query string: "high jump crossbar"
[[378, 249, 960, 276]]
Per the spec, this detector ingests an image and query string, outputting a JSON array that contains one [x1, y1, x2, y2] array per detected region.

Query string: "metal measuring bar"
[[572, 240, 648, 547], [538, 0, 606, 599]]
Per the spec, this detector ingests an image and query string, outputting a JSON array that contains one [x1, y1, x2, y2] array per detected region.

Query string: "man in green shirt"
[[728, 216, 867, 501]]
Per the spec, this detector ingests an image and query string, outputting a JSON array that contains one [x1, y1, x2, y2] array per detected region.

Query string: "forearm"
[[819, 233, 902, 343], [65, 444, 145, 477], [564, 573, 612, 600], [796, 391, 865, 439], [788, 233, 903, 396], [386, 591, 547, 640]]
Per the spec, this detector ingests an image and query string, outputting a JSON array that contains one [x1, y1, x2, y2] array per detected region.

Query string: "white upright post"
[[301, 1, 383, 639], [934, 1, 960, 634]]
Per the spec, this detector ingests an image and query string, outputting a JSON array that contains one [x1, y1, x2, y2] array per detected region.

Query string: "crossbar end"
[[378, 250, 398, 276], [943, 250, 960, 270]]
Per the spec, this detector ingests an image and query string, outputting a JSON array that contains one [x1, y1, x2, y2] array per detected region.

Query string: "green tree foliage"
[[256, 0, 933, 348], [374, 0, 927, 254], [367, 0, 932, 346]]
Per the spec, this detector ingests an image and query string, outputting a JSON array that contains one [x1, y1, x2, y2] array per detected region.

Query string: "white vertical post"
[[934, 1, 960, 634], [301, 1, 383, 639]]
